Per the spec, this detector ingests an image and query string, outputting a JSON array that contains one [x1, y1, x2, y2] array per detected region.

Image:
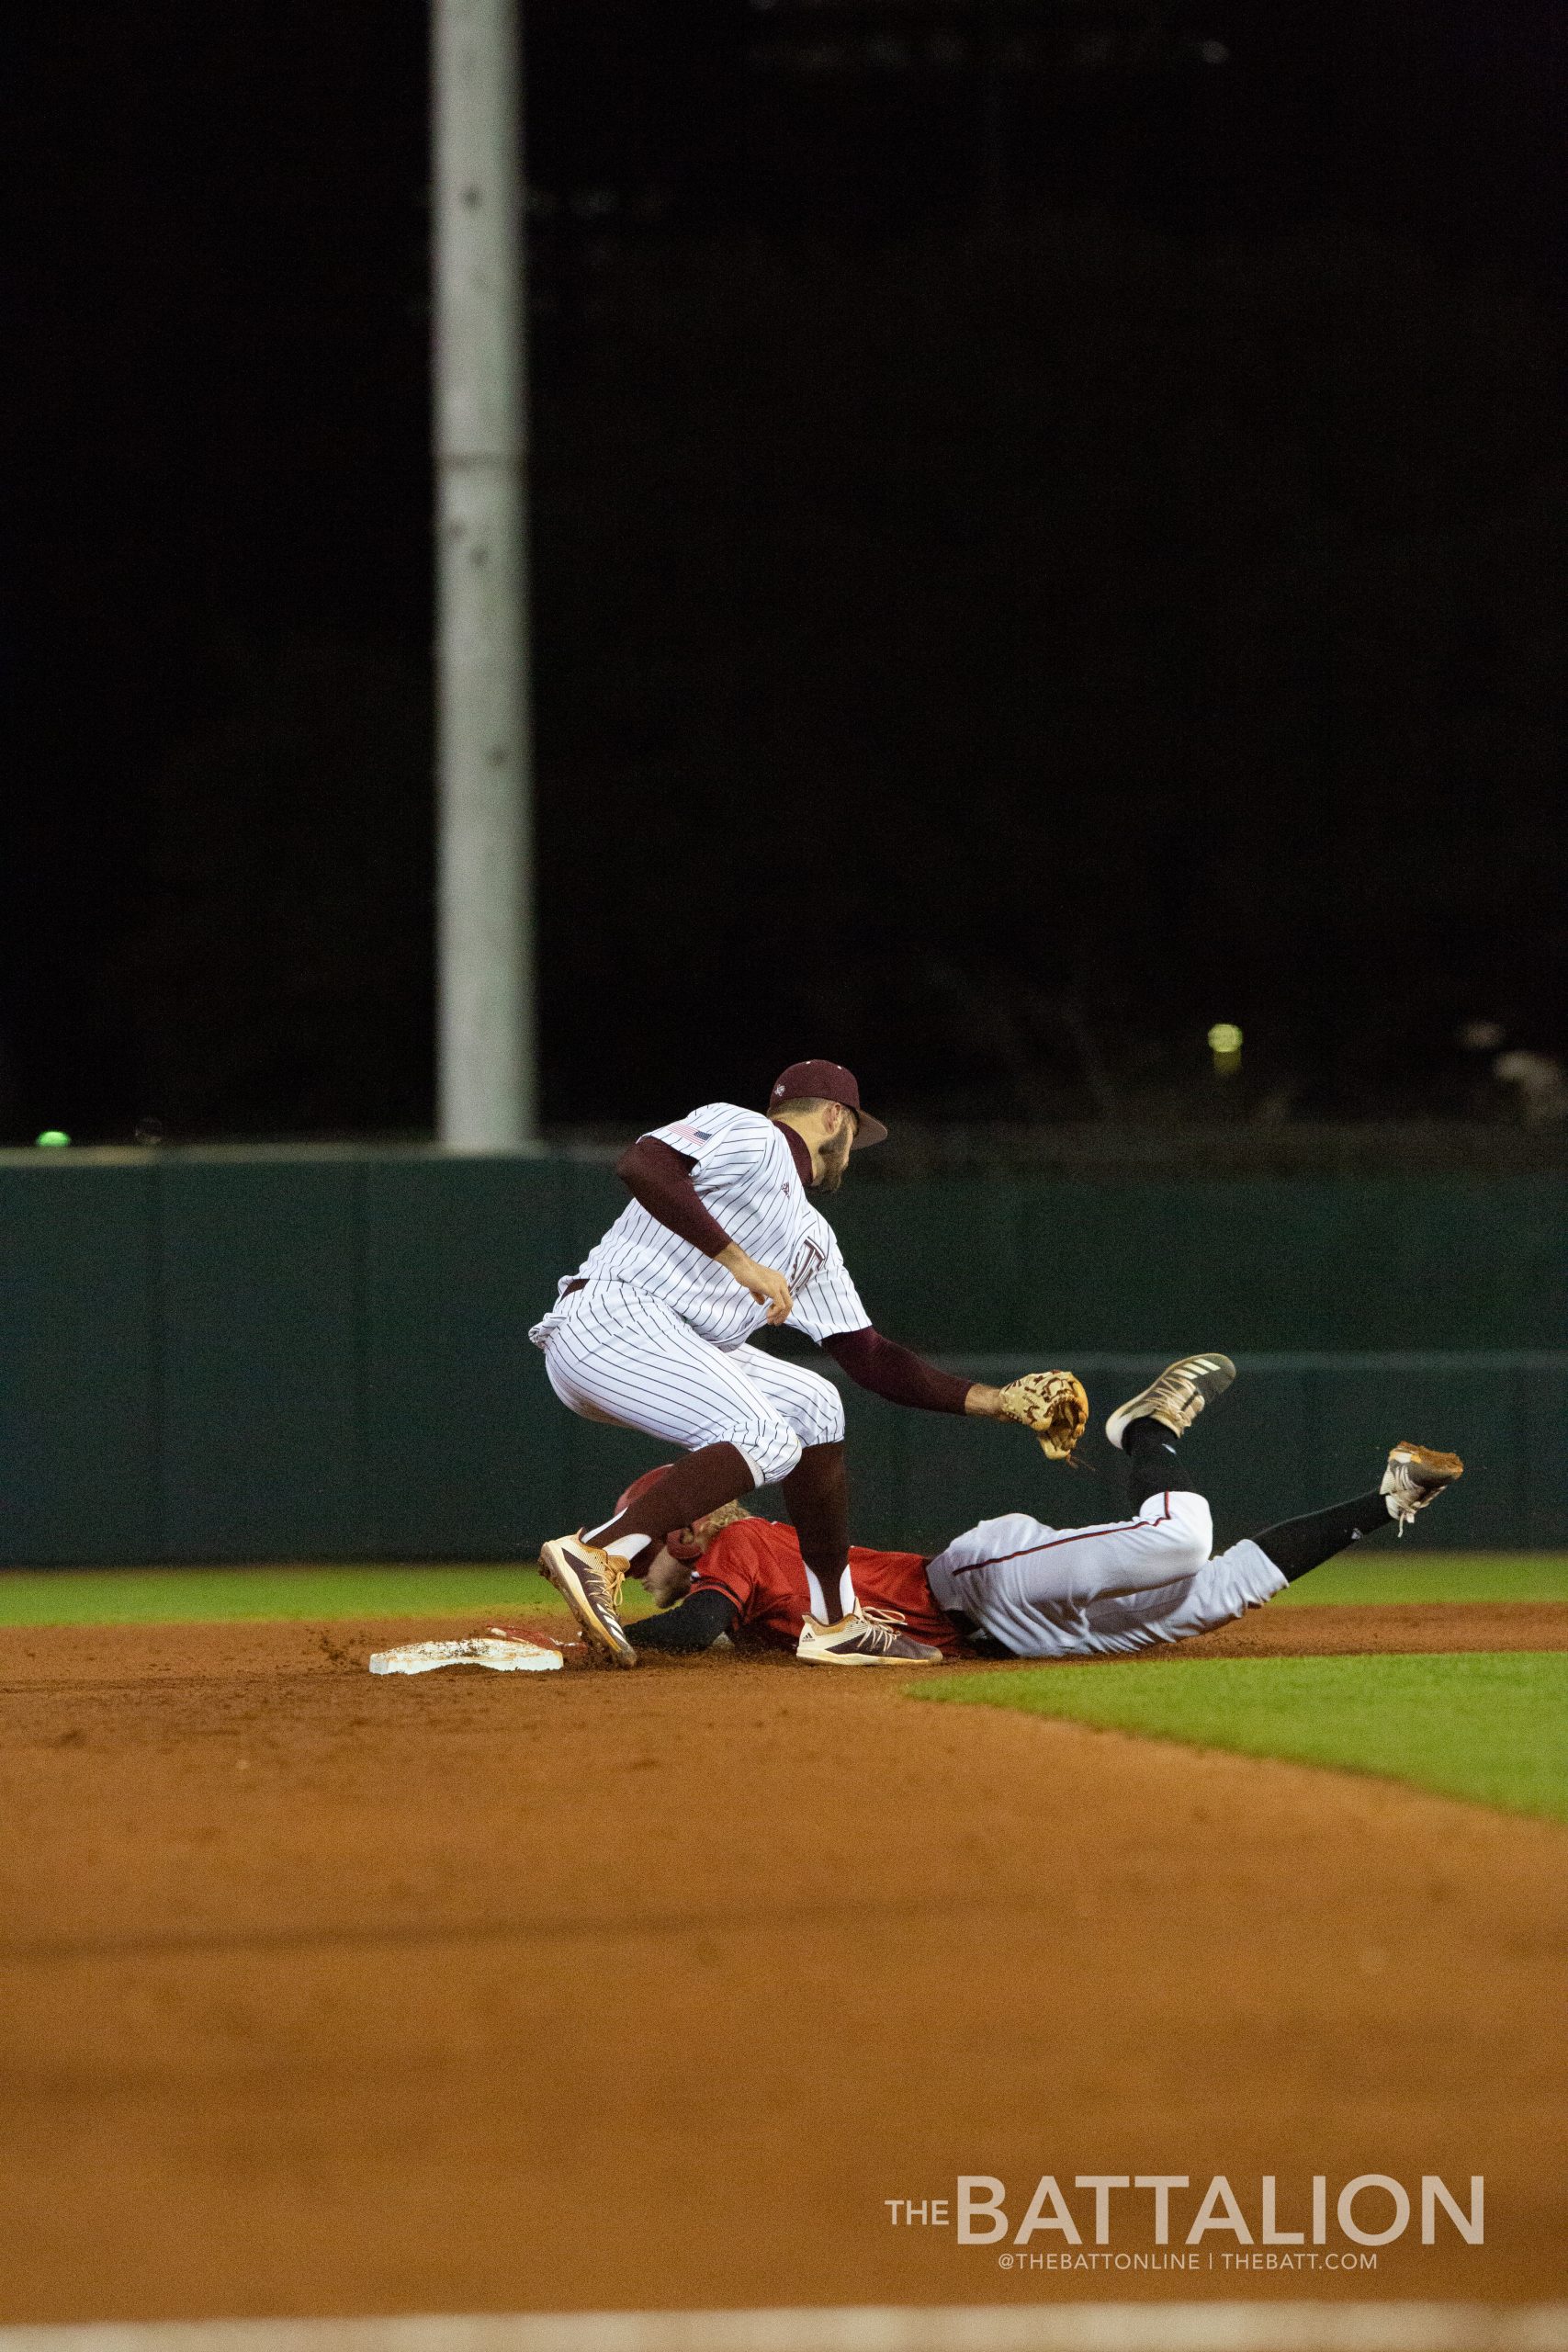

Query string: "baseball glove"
[[997, 1370, 1090, 1462]]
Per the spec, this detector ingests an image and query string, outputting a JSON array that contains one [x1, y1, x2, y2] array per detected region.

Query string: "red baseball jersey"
[[691, 1518, 964, 1656]]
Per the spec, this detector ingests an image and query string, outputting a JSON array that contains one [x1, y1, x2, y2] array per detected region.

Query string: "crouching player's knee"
[[734, 1419, 805, 1488]]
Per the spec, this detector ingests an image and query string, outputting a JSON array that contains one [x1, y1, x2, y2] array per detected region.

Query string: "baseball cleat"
[[539, 1532, 637, 1668], [795, 1607, 944, 1667], [1105, 1353, 1236, 1452], [1381, 1442, 1464, 1535]]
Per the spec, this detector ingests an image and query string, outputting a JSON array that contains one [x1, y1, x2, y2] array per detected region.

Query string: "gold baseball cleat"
[[539, 1532, 637, 1667], [1380, 1442, 1464, 1534]]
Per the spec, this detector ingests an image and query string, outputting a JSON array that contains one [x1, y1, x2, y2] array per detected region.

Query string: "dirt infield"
[[1176, 1600, 1568, 1657], [2, 1611, 1565, 2324]]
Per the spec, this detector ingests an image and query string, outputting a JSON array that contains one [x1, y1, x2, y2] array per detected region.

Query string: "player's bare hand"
[[716, 1243, 793, 1325], [964, 1383, 1006, 1418]]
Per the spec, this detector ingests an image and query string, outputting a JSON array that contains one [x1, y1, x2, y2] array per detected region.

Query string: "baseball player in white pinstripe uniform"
[[530, 1059, 1059, 1668]]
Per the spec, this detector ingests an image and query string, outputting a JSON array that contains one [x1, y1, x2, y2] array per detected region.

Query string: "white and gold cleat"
[[1105, 1353, 1236, 1451], [539, 1532, 637, 1667], [795, 1606, 943, 1668], [1381, 1442, 1464, 1535]]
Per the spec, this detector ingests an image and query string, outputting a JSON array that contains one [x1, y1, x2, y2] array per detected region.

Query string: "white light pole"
[[432, 0, 536, 1147]]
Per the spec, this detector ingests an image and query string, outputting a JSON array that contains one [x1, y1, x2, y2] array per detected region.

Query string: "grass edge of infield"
[[912, 1648, 1568, 1825]]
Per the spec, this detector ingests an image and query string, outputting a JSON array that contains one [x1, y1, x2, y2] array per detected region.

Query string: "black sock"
[[1123, 1415, 1195, 1509], [1254, 1491, 1390, 1583]]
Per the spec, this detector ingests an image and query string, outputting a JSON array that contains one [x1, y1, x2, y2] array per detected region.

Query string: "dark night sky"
[[6, 1, 1565, 1143]]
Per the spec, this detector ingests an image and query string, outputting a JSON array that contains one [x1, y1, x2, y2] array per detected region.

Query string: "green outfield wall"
[[2, 1151, 1563, 1565]]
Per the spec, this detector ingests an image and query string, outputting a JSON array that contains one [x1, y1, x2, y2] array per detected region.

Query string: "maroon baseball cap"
[[768, 1059, 887, 1146]]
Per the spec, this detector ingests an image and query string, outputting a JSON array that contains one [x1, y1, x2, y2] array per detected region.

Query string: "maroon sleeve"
[[615, 1136, 733, 1258], [824, 1327, 972, 1415]]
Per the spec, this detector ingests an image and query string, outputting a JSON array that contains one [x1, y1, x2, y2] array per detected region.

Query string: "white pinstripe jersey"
[[547, 1102, 871, 1350]]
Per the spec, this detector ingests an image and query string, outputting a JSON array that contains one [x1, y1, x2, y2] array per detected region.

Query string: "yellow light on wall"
[[1207, 1022, 1243, 1076]]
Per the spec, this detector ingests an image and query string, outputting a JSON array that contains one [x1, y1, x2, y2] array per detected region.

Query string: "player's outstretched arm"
[[626, 1588, 739, 1655], [819, 1333, 1087, 1457], [824, 1327, 990, 1416]]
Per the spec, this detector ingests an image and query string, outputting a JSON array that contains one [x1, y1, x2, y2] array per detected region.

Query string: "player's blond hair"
[[694, 1497, 753, 1536]]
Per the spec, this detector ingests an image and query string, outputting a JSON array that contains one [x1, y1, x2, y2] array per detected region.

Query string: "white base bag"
[[368, 1634, 563, 1676]]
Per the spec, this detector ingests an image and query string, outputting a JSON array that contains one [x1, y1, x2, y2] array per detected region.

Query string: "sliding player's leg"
[[1152, 1441, 1468, 1643], [925, 1352, 1235, 1649], [927, 1489, 1215, 1647], [1253, 1442, 1465, 1577]]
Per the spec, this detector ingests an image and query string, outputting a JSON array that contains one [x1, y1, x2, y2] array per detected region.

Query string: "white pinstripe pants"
[[536, 1279, 845, 1488]]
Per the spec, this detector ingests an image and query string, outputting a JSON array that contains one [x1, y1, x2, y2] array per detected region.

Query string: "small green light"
[[1207, 1023, 1243, 1056], [36, 1130, 72, 1148]]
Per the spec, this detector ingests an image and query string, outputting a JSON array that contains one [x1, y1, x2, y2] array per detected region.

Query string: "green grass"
[[0, 1564, 582, 1628], [1271, 1551, 1568, 1606], [0, 1552, 1562, 1629], [919, 1651, 1568, 1824]]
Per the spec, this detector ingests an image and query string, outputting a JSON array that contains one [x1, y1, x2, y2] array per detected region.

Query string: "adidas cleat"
[[795, 1607, 944, 1668], [1106, 1353, 1236, 1452]]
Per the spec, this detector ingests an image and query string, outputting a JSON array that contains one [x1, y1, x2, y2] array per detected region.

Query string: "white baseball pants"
[[536, 1278, 844, 1487], [924, 1489, 1287, 1659]]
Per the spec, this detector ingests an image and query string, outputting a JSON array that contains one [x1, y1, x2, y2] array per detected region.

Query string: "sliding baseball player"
[[529, 1059, 1087, 1669], [615, 1354, 1464, 1661]]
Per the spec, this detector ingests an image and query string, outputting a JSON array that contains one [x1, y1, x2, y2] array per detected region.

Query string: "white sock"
[[804, 1566, 854, 1623], [604, 1532, 651, 1564]]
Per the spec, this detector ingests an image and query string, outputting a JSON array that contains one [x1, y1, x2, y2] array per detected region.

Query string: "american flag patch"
[[664, 1121, 710, 1150]]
